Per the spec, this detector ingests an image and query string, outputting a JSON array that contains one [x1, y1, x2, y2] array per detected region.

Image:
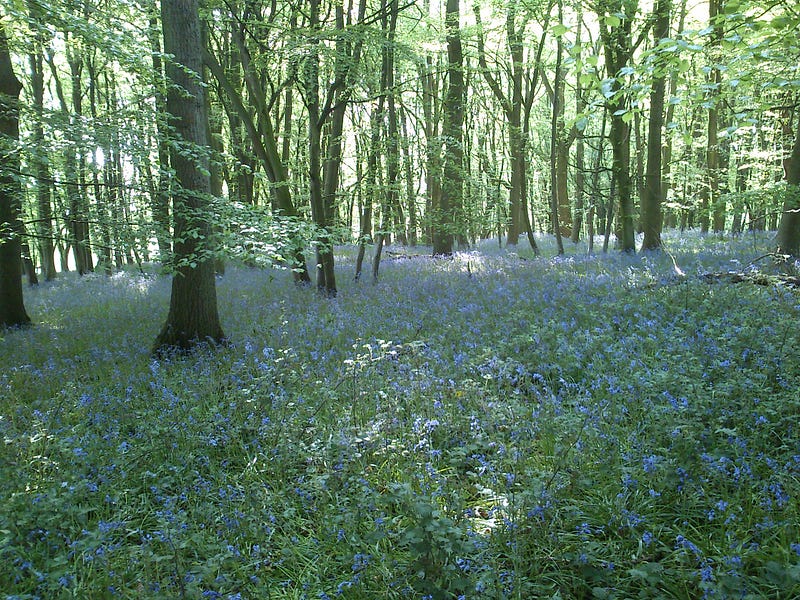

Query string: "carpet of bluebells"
[[1, 231, 799, 599]]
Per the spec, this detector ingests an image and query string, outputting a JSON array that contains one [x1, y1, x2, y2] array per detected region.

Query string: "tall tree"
[[775, 112, 800, 255], [0, 23, 31, 328], [146, 1, 173, 260], [707, 0, 725, 233], [474, 0, 546, 248], [203, 36, 311, 284], [28, 6, 57, 280], [549, 0, 566, 254], [597, 0, 639, 252], [371, 0, 399, 281], [640, 0, 670, 251], [432, 0, 464, 256], [570, 9, 587, 244], [153, 0, 225, 352]]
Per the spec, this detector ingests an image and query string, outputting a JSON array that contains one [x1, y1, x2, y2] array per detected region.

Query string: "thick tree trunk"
[[641, 0, 670, 251], [0, 25, 31, 327], [776, 116, 800, 255], [154, 0, 225, 353], [433, 0, 464, 256]]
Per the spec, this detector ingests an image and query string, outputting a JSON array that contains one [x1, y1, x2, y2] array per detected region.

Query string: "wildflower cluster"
[[1, 231, 798, 598]]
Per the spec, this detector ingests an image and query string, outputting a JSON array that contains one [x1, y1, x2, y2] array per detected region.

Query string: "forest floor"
[[1, 231, 798, 599]]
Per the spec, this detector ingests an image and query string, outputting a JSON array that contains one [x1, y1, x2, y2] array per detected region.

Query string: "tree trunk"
[[776, 114, 800, 255], [305, 0, 337, 296], [357, 102, 380, 281], [660, 0, 688, 230], [204, 45, 310, 283], [0, 24, 31, 328], [418, 40, 441, 247], [400, 105, 418, 246], [433, 0, 464, 256], [599, 0, 638, 252], [154, 0, 225, 353], [550, 1, 565, 255], [147, 7, 173, 261], [372, 0, 398, 280], [28, 35, 57, 280], [708, 0, 725, 233], [641, 0, 670, 251], [571, 12, 586, 244], [474, 2, 529, 246]]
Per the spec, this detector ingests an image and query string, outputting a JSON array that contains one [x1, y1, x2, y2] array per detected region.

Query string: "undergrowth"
[[1, 231, 798, 599]]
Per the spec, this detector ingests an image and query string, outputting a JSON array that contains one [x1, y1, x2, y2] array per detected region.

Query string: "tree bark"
[[28, 17, 57, 280], [474, 2, 527, 246], [641, 0, 670, 251], [203, 46, 310, 283], [147, 5, 173, 260], [599, 0, 638, 252], [433, 0, 464, 256], [154, 0, 225, 353], [708, 0, 725, 233], [550, 0, 565, 254], [0, 24, 31, 328], [776, 114, 800, 256]]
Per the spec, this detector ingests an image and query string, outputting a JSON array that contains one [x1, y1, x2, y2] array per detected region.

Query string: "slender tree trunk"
[[357, 103, 380, 281], [204, 45, 310, 283], [419, 56, 440, 247], [571, 12, 586, 244], [474, 2, 523, 246], [708, 0, 725, 233], [154, 0, 225, 353], [29, 36, 57, 280], [599, 0, 638, 252], [305, 0, 337, 296], [0, 24, 31, 327], [550, 0, 565, 254], [372, 0, 397, 280], [400, 105, 418, 246], [384, 0, 403, 247], [69, 45, 92, 272], [148, 7, 173, 260], [661, 0, 688, 229], [553, 0, 571, 241]]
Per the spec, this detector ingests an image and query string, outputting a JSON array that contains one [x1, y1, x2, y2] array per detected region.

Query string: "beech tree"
[[153, 0, 225, 352], [640, 0, 670, 251], [28, 5, 57, 280], [432, 0, 464, 256], [597, 0, 639, 253], [775, 116, 800, 256], [0, 23, 30, 328]]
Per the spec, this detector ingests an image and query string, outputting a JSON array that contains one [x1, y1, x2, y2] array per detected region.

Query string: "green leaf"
[[604, 14, 621, 28], [552, 24, 569, 37]]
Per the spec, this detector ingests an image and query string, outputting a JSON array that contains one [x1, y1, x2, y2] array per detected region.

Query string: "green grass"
[[1, 232, 798, 599]]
